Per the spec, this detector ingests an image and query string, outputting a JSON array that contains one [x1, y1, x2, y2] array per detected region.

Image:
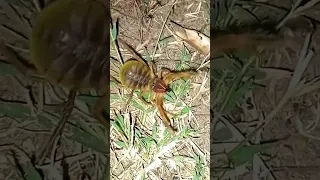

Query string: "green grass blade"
[[24, 164, 42, 180], [0, 102, 31, 119], [228, 143, 274, 167], [69, 127, 108, 154]]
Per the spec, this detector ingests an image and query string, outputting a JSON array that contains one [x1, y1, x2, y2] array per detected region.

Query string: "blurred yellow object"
[[30, 0, 110, 90]]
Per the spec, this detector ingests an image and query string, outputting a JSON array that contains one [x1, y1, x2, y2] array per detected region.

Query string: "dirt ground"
[[110, 0, 210, 179], [0, 0, 210, 179], [2, 0, 320, 180], [211, 0, 320, 180]]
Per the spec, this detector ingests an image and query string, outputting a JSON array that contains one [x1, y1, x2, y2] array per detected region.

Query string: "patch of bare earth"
[[110, 0, 210, 179]]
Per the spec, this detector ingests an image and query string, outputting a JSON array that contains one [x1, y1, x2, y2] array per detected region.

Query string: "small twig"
[[191, 71, 208, 103], [151, 0, 178, 62], [130, 112, 135, 149], [36, 88, 77, 165], [196, 53, 210, 71], [110, 21, 124, 65], [275, 0, 303, 30], [50, 135, 61, 167]]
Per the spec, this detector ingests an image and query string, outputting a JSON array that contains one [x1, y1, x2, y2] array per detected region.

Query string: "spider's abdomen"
[[119, 59, 153, 90]]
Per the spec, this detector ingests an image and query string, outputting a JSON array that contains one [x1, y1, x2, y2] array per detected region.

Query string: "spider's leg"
[[158, 68, 171, 78], [110, 76, 125, 88], [155, 93, 176, 134], [117, 38, 146, 64], [148, 61, 157, 77], [139, 90, 152, 106], [152, 91, 176, 116], [163, 71, 197, 84]]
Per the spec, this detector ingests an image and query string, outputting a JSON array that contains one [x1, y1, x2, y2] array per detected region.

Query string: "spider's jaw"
[[152, 78, 168, 93]]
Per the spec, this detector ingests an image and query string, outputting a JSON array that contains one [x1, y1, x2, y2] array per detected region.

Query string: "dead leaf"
[[169, 22, 210, 55], [168, 21, 298, 59]]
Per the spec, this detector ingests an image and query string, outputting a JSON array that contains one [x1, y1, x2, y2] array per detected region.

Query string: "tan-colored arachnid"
[[113, 38, 198, 134]]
